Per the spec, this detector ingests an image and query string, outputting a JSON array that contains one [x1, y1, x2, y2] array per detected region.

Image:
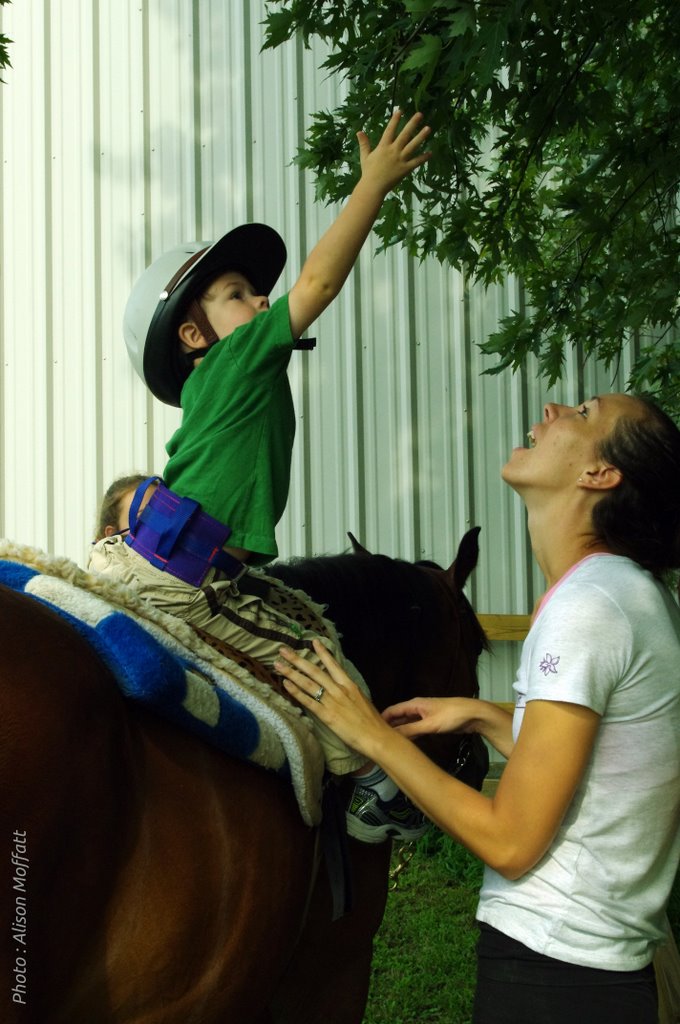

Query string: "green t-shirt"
[[164, 294, 296, 563]]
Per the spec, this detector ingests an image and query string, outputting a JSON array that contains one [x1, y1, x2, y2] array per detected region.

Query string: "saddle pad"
[[0, 540, 324, 826]]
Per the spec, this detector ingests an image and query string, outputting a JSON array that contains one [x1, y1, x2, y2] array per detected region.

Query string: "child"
[[90, 109, 432, 843], [92, 473, 153, 541]]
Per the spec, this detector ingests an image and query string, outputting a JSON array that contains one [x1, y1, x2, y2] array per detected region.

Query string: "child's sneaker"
[[346, 784, 430, 844]]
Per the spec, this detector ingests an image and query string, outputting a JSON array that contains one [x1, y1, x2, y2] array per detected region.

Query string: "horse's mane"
[[270, 549, 435, 620], [268, 549, 488, 679]]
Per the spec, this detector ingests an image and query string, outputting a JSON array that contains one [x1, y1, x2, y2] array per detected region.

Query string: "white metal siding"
[[0, 1, 635, 699]]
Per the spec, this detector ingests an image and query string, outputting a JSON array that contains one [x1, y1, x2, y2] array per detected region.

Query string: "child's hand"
[[356, 108, 432, 194]]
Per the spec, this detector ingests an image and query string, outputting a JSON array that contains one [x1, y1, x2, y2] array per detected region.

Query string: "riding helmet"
[[123, 223, 287, 407]]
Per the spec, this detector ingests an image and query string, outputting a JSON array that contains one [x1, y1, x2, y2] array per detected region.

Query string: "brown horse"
[[1, 529, 488, 1024]]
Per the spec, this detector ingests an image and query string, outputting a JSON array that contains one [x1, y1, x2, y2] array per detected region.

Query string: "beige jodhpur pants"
[[89, 536, 369, 774]]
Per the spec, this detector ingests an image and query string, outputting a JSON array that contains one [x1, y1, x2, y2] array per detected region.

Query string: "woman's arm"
[[276, 639, 600, 880]]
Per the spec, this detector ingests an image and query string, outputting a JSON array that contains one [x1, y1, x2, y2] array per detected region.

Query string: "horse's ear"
[[446, 526, 481, 591], [347, 532, 371, 555]]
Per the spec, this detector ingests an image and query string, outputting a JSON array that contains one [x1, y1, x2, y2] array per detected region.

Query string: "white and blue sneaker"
[[346, 784, 430, 844]]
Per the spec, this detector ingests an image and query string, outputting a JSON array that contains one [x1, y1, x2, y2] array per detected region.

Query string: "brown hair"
[[94, 474, 149, 541], [593, 397, 680, 592]]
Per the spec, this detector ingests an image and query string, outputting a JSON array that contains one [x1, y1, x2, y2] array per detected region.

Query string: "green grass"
[[363, 832, 483, 1024], [364, 830, 680, 1024]]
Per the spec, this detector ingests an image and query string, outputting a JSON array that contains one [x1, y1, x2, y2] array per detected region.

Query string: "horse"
[[0, 528, 488, 1024]]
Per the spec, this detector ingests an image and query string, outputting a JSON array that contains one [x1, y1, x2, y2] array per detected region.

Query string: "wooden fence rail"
[[477, 613, 531, 643]]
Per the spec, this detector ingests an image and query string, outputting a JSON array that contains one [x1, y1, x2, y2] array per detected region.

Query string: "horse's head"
[[343, 526, 487, 702], [415, 525, 488, 701], [269, 529, 489, 788], [408, 527, 490, 786]]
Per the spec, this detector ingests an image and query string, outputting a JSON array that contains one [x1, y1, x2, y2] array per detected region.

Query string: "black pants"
[[472, 923, 658, 1024]]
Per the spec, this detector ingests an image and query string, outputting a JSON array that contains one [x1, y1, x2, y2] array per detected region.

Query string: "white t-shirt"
[[477, 554, 680, 971]]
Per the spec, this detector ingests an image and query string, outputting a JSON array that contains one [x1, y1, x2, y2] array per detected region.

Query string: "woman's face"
[[502, 393, 644, 495]]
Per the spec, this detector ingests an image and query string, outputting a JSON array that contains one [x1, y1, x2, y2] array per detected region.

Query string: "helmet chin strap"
[[187, 298, 219, 348]]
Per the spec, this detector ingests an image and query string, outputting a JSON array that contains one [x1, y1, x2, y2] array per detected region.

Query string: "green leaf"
[[400, 34, 443, 73], [262, 0, 680, 418]]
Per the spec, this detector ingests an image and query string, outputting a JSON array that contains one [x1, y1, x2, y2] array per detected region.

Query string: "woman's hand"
[[385, 696, 517, 759], [275, 638, 393, 760], [382, 696, 485, 736]]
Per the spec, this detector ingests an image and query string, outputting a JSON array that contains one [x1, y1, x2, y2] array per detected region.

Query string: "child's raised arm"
[[288, 109, 431, 339]]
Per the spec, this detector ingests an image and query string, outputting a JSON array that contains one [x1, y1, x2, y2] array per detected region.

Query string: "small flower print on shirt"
[[539, 653, 560, 676]]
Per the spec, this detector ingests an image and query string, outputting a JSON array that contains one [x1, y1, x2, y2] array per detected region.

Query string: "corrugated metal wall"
[[0, 1, 637, 700]]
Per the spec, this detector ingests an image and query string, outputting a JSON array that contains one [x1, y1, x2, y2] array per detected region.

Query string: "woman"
[[276, 393, 680, 1023]]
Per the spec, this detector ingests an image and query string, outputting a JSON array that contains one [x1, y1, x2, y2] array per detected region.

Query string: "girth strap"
[[320, 779, 353, 921]]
